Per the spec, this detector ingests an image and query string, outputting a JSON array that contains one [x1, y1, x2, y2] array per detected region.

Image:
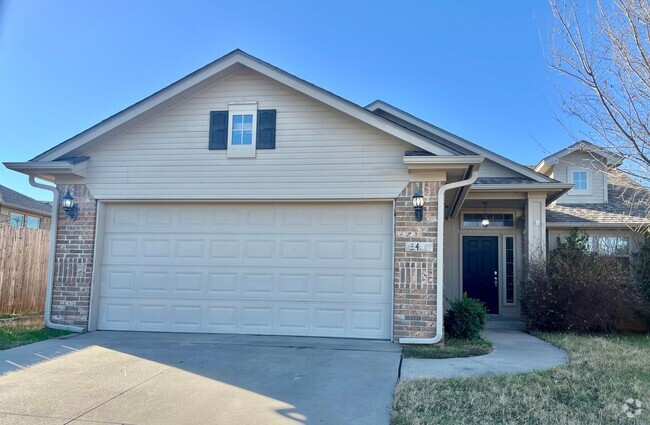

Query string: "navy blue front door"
[[462, 236, 499, 314]]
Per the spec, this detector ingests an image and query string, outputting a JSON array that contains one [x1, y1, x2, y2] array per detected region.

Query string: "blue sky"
[[0, 1, 580, 199]]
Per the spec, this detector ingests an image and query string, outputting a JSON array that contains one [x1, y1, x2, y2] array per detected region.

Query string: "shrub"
[[444, 294, 487, 339], [521, 229, 642, 333]]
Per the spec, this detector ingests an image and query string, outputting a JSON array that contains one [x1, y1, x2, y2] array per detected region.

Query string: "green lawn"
[[402, 336, 493, 359], [0, 312, 43, 320], [392, 333, 650, 425], [0, 326, 71, 350]]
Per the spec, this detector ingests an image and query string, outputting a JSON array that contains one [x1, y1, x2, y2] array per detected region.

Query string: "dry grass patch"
[[392, 333, 650, 425]]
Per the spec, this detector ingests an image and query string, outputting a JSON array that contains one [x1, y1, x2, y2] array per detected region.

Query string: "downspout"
[[29, 176, 85, 333], [399, 169, 479, 344]]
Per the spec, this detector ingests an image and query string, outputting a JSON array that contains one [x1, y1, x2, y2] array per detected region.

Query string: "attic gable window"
[[231, 114, 254, 145], [226, 103, 257, 158], [209, 104, 276, 157]]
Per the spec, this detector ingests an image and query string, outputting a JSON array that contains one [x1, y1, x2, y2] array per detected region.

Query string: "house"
[[536, 141, 649, 264], [0, 184, 51, 229], [4, 50, 645, 342]]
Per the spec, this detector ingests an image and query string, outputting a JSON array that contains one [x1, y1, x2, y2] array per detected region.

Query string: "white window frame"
[[227, 102, 257, 158], [460, 209, 516, 229], [503, 235, 516, 305], [568, 167, 592, 195], [26, 216, 40, 229]]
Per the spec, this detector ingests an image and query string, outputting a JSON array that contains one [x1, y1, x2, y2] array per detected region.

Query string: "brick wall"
[[52, 184, 97, 328], [393, 181, 441, 341]]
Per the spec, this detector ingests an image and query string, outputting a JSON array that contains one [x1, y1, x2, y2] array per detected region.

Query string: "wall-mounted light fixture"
[[61, 190, 78, 220], [412, 186, 424, 222], [481, 202, 490, 228]]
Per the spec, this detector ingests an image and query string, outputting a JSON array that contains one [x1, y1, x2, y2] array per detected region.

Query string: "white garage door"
[[96, 202, 393, 339]]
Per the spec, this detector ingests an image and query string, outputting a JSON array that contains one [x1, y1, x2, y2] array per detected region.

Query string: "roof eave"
[[367, 100, 556, 183], [546, 221, 650, 228], [4, 160, 88, 182]]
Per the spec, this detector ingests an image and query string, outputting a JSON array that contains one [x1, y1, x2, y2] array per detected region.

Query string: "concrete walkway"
[[400, 329, 568, 380]]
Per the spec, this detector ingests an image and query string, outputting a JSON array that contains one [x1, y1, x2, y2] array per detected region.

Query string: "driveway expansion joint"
[[62, 367, 172, 425]]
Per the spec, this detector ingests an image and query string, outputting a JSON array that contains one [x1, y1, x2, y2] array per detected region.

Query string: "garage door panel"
[[98, 298, 391, 338], [101, 267, 391, 301], [105, 204, 391, 236], [103, 235, 391, 267], [98, 202, 392, 339]]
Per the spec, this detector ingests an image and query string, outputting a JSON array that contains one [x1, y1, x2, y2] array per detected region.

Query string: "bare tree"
[[549, 0, 650, 221]]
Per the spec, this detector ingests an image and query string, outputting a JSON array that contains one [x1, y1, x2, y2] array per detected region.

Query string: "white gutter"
[[29, 176, 85, 333], [399, 169, 479, 345]]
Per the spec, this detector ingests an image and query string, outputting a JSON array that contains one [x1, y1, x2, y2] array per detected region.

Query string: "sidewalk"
[[400, 329, 568, 380]]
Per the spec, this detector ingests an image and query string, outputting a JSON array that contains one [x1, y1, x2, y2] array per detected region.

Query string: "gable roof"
[[547, 174, 649, 227], [0, 185, 51, 216], [30, 50, 458, 163], [365, 100, 557, 183], [535, 140, 624, 174]]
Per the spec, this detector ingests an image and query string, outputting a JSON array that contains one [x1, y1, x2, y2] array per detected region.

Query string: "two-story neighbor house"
[[537, 141, 648, 264], [4, 50, 647, 342], [0, 184, 51, 229]]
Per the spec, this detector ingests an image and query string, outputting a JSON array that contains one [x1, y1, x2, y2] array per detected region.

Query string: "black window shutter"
[[209, 111, 228, 150], [257, 109, 276, 149]]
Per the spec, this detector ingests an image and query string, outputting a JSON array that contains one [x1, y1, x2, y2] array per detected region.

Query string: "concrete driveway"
[[0, 332, 401, 425]]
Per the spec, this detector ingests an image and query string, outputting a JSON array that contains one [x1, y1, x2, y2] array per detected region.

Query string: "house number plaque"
[[405, 242, 434, 252]]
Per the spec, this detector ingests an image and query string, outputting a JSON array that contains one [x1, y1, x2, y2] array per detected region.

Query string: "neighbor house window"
[[572, 171, 588, 190], [463, 213, 514, 227], [568, 168, 592, 194], [587, 235, 630, 269], [26, 216, 40, 229], [9, 212, 24, 228]]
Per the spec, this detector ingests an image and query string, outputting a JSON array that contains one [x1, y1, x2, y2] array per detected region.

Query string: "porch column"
[[393, 181, 442, 341], [526, 193, 547, 264]]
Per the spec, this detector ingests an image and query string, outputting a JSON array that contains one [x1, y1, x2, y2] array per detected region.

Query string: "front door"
[[463, 236, 499, 314]]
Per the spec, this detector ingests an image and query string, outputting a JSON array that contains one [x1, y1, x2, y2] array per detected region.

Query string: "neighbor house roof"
[[547, 175, 650, 227], [0, 185, 51, 216], [535, 140, 624, 175]]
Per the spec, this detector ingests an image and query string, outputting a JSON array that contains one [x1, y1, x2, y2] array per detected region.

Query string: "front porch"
[[441, 184, 551, 321]]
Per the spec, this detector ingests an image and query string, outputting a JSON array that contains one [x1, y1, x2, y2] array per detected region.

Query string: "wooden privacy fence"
[[0, 226, 50, 314]]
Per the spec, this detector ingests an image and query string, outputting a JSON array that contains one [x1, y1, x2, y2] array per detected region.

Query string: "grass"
[[392, 333, 650, 425], [0, 311, 44, 320], [402, 336, 493, 359], [0, 326, 71, 350]]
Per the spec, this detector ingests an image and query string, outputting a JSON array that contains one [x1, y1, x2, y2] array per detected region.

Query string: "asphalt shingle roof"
[[547, 176, 649, 225], [0, 185, 51, 216], [474, 177, 537, 185]]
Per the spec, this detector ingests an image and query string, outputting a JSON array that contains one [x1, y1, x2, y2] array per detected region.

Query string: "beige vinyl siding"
[[82, 68, 416, 200], [554, 151, 607, 204], [477, 159, 523, 178]]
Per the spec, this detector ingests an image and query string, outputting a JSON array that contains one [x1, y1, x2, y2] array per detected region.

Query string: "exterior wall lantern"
[[481, 202, 490, 228], [412, 187, 424, 222], [62, 190, 78, 220]]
